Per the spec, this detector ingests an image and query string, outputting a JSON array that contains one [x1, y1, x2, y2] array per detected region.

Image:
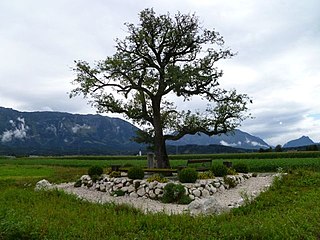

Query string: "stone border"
[[78, 173, 252, 201]]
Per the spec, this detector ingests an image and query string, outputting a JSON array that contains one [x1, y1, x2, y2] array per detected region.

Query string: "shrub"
[[178, 168, 198, 183], [234, 163, 249, 173], [178, 194, 193, 205], [162, 183, 190, 204], [109, 171, 121, 178], [88, 166, 103, 178], [127, 166, 144, 180], [211, 164, 228, 177], [147, 174, 168, 183], [227, 168, 238, 175], [105, 167, 112, 175], [198, 171, 215, 179]]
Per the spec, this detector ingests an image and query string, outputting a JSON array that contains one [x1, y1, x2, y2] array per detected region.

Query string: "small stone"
[[148, 190, 156, 199], [199, 180, 207, 186], [188, 198, 226, 215], [127, 185, 135, 193], [149, 181, 158, 189], [129, 192, 138, 198], [210, 187, 217, 194], [193, 189, 201, 197], [213, 182, 220, 188], [189, 194, 195, 200], [154, 188, 163, 195], [137, 187, 146, 197], [202, 189, 210, 198], [80, 175, 91, 181], [99, 185, 106, 192]]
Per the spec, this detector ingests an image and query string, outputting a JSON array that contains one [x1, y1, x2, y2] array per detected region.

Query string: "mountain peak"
[[283, 136, 314, 148]]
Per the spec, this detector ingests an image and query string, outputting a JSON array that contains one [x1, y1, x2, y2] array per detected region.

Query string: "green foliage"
[[127, 166, 144, 180], [109, 171, 121, 178], [146, 174, 168, 183], [233, 162, 249, 173], [211, 164, 228, 177], [178, 168, 198, 183], [198, 171, 215, 179], [274, 144, 283, 152], [88, 166, 103, 178], [112, 190, 125, 197], [227, 168, 238, 175], [71, 8, 251, 168], [162, 183, 190, 204]]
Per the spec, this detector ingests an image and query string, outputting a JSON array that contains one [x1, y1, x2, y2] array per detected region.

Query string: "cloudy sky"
[[1, 0, 319, 146]]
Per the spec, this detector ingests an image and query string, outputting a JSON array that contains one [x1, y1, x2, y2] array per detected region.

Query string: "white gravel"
[[55, 174, 275, 215]]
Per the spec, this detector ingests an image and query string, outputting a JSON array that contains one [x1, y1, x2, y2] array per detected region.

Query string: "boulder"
[[188, 197, 226, 215], [35, 179, 53, 191]]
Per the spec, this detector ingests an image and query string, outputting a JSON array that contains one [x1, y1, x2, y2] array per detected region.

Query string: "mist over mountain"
[[167, 129, 270, 150], [0, 107, 143, 155], [0, 107, 270, 155]]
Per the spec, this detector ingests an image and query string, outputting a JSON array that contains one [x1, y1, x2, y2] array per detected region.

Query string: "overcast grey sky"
[[1, 0, 319, 146]]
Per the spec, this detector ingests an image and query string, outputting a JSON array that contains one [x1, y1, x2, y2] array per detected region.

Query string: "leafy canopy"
[[71, 8, 251, 144]]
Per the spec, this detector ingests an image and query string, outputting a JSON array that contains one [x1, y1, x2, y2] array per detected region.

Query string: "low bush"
[[147, 174, 168, 183], [88, 166, 103, 178], [162, 183, 191, 204], [178, 168, 198, 183], [109, 171, 121, 178], [227, 168, 238, 175], [198, 171, 215, 179], [127, 166, 144, 180], [234, 163, 249, 173], [211, 164, 228, 177]]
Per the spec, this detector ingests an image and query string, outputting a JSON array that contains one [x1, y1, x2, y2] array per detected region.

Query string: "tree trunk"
[[152, 98, 171, 169]]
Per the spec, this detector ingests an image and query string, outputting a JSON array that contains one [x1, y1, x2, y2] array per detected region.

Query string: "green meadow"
[[1, 154, 320, 239]]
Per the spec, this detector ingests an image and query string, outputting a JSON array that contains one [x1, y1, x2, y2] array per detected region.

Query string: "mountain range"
[[0, 107, 142, 155], [0, 106, 315, 155]]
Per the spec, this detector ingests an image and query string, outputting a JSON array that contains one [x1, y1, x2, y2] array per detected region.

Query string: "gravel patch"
[[55, 174, 276, 215]]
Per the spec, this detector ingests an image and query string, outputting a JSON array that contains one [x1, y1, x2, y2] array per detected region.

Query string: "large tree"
[[70, 9, 251, 168]]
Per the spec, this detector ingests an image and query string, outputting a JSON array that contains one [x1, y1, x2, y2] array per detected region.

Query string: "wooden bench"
[[186, 159, 212, 171]]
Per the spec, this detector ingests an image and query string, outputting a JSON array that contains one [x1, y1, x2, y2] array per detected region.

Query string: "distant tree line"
[[259, 144, 319, 153]]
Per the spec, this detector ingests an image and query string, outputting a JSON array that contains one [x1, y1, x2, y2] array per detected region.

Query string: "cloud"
[[72, 124, 91, 134], [219, 140, 238, 147], [1, 118, 29, 142]]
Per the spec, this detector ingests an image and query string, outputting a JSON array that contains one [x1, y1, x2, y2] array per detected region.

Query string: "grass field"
[[1, 154, 320, 172], [1, 154, 320, 239]]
